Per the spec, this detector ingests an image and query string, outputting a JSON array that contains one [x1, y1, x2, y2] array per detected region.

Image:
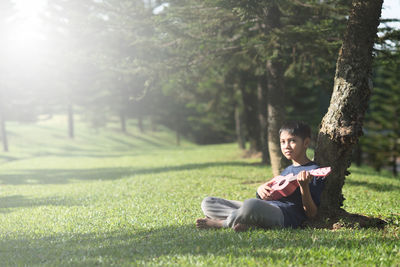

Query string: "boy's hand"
[[297, 170, 318, 218], [257, 182, 272, 200], [297, 170, 312, 188]]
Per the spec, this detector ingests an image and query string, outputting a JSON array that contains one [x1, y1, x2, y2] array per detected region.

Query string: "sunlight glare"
[[5, 0, 49, 70]]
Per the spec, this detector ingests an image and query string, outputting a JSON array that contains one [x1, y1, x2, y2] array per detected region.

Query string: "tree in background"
[[361, 47, 400, 176], [0, 0, 16, 152], [153, 1, 241, 144], [44, 0, 102, 138], [92, 0, 156, 133], [2, 0, 398, 190], [35, 0, 352, 152], [191, 0, 351, 174]]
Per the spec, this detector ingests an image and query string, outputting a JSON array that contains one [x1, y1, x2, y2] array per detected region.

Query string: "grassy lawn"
[[0, 117, 399, 266]]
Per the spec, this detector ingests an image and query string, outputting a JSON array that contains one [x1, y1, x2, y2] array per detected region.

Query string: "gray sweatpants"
[[201, 197, 284, 229]]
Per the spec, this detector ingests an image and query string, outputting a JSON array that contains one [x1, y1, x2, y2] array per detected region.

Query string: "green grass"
[[0, 117, 399, 266]]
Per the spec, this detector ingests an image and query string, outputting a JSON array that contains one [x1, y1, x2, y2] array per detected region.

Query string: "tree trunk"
[[315, 0, 383, 213], [257, 76, 269, 164], [392, 147, 398, 176], [151, 116, 158, 132], [176, 130, 181, 146], [138, 115, 144, 133], [68, 103, 74, 139], [263, 4, 288, 176], [0, 112, 8, 152], [235, 106, 246, 150], [239, 71, 262, 153], [266, 60, 287, 176], [120, 110, 126, 132], [353, 144, 362, 167]]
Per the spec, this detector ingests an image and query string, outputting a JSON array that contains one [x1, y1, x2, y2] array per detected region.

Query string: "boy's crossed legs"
[[196, 197, 284, 231]]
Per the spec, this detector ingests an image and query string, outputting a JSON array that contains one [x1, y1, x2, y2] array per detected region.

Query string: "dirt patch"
[[241, 150, 262, 159]]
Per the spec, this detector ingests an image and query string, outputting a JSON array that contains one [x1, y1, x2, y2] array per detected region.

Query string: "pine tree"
[[361, 48, 400, 176], [0, 0, 16, 151], [44, 0, 102, 138]]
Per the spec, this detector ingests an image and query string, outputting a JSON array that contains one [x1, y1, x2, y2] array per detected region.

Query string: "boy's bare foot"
[[233, 223, 249, 232], [196, 217, 224, 229]]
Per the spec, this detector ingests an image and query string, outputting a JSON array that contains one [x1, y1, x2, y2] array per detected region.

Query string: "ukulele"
[[264, 167, 331, 200]]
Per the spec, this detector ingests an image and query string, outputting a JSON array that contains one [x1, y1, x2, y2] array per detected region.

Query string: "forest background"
[[1, 0, 399, 175]]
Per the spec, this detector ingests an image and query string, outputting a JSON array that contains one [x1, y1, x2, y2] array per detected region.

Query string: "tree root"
[[302, 209, 387, 230]]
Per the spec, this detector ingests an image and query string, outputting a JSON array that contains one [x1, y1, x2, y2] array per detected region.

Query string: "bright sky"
[[11, 0, 400, 30], [13, 0, 46, 16], [10, 0, 47, 43], [12, 0, 400, 18], [7, 0, 400, 56], [4, 0, 48, 74], [12, 0, 46, 27], [381, 0, 400, 28]]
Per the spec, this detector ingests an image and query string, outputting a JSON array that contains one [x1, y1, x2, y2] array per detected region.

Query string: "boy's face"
[[280, 130, 310, 162]]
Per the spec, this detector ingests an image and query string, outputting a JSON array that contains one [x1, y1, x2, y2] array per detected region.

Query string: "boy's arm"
[[297, 171, 318, 218]]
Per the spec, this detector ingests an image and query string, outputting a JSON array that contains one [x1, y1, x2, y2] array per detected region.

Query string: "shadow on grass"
[[349, 168, 397, 180], [122, 132, 171, 148], [0, 161, 257, 185], [0, 195, 83, 213], [0, 154, 20, 163], [0, 224, 395, 265], [106, 136, 139, 149], [345, 179, 400, 192]]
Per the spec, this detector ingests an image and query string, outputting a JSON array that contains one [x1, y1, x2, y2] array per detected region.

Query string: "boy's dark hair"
[[279, 121, 311, 140]]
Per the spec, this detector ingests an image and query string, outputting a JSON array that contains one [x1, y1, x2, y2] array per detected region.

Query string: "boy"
[[196, 121, 324, 231]]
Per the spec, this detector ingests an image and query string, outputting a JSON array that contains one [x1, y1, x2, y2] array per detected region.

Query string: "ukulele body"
[[267, 174, 299, 200], [266, 167, 331, 200]]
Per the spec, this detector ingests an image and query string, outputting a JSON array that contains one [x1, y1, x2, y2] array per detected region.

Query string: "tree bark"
[[315, 0, 383, 213]]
